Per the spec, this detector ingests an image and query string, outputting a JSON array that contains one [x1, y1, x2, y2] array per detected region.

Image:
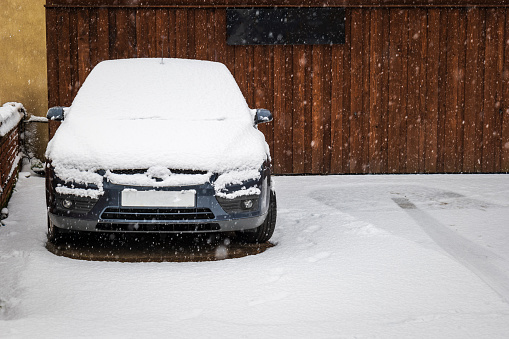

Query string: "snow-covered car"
[[45, 58, 276, 243]]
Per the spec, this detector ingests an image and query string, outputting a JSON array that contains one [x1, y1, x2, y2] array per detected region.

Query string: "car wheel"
[[238, 191, 277, 243], [47, 215, 63, 244]]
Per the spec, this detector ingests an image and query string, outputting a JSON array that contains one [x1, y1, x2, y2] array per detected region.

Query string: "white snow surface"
[[26, 115, 48, 123], [105, 169, 212, 187], [1, 174, 509, 338], [53, 167, 104, 198], [69, 58, 252, 122], [0, 102, 24, 136], [46, 58, 269, 174], [214, 168, 262, 198]]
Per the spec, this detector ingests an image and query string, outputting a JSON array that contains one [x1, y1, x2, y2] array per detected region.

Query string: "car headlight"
[[213, 169, 262, 213], [61, 199, 73, 209]]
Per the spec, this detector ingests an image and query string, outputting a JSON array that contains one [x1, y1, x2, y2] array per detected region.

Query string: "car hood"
[[46, 118, 269, 173]]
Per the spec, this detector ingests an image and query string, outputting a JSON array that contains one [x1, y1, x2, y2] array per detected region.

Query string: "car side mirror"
[[47, 106, 66, 121], [254, 109, 273, 125]]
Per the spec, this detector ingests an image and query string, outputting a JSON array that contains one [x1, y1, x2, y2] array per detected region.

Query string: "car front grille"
[[100, 207, 215, 221], [73, 200, 98, 213], [96, 223, 220, 232]]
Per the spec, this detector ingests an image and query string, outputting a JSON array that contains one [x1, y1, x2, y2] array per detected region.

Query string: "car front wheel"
[[237, 191, 276, 243], [47, 215, 63, 244]]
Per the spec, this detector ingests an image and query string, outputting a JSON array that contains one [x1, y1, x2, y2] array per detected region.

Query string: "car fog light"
[[241, 199, 254, 210], [62, 199, 73, 209]]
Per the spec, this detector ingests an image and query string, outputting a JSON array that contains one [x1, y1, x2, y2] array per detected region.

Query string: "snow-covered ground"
[[1, 174, 509, 338]]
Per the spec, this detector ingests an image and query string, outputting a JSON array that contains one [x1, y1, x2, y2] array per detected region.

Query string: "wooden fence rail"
[[46, 6, 509, 174], [0, 124, 21, 208]]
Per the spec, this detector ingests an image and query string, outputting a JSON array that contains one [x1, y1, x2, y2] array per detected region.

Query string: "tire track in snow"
[[393, 197, 509, 304]]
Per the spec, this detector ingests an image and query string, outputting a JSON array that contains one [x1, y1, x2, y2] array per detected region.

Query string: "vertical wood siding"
[[0, 125, 21, 208], [46, 7, 509, 174]]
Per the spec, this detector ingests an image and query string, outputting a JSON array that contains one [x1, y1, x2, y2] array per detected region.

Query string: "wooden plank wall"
[[0, 125, 21, 208], [46, 7, 509, 174]]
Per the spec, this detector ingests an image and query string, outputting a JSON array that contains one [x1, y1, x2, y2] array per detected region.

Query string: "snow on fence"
[[0, 103, 25, 209]]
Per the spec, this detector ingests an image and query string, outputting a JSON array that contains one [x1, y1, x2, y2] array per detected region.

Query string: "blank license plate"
[[121, 190, 195, 207]]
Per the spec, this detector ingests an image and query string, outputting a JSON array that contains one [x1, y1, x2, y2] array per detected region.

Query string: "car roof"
[[68, 58, 251, 122]]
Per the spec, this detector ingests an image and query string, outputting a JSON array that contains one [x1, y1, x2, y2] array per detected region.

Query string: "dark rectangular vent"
[[110, 169, 147, 175], [227, 7, 346, 45], [109, 169, 208, 175], [100, 207, 215, 221], [96, 223, 220, 232]]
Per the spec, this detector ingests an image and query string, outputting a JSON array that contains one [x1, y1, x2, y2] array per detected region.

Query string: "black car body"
[[45, 58, 276, 243]]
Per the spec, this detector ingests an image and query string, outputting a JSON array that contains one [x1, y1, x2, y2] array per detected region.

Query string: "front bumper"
[[48, 212, 266, 233], [48, 179, 270, 234]]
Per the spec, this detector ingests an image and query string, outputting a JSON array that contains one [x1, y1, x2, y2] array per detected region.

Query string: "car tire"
[[238, 191, 277, 243], [47, 215, 63, 244]]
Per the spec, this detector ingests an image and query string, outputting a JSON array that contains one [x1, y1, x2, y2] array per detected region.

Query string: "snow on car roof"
[[46, 58, 269, 173], [68, 58, 251, 122]]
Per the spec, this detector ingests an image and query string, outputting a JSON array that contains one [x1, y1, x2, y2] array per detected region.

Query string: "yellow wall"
[[0, 0, 47, 158]]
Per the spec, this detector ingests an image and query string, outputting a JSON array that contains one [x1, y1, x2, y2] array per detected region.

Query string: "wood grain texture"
[[311, 45, 324, 173], [342, 10, 352, 173], [46, 9, 59, 108], [322, 45, 332, 174], [46, 5, 509, 173], [77, 9, 91, 87], [330, 44, 344, 173], [445, 9, 460, 173], [96, 8, 109, 62], [361, 9, 371, 173], [194, 9, 208, 60], [304, 45, 313, 173], [292, 45, 306, 173], [503, 9, 509, 171], [407, 9, 421, 173], [369, 9, 383, 173], [388, 8, 403, 173], [464, 8, 481, 172], [46, 0, 509, 8], [0, 126, 21, 208], [483, 9, 498, 172], [57, 9, 72, 107], [380, 9, 390, 173], [425, 9, 440, 173], [457, 10, 467, 172], [437, 9, 448, 173], [69, 10, 79, 99], [350, 9, 363, 173], [494, 9, 505, 172], [175, 9, 188, 58]]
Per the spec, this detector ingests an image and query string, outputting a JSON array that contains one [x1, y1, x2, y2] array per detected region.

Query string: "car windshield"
[[67, 58, 252, 123]]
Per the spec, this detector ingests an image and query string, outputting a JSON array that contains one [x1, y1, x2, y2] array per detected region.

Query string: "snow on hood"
[[46, 58, 270, 173], [47, 119, 269, 173]]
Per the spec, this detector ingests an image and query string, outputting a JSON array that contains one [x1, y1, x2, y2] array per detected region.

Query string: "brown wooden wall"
[[1, 124, 21, 208], [46, 4, 509, 174]]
